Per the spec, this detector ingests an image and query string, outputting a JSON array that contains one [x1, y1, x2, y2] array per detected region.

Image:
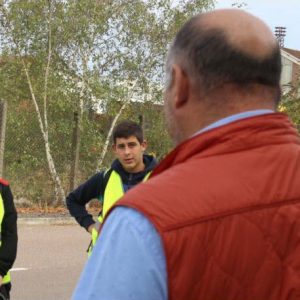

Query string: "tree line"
[[0, 0, 214, 205]]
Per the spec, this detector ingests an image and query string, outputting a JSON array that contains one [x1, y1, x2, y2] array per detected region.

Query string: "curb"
[[18, 217, 77, 225]]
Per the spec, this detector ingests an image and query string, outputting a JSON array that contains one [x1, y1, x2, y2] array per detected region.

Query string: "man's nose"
[[124, 146, 131, 154]]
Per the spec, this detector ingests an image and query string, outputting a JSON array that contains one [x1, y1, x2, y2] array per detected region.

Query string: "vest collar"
[[152, 113, 299, 177]]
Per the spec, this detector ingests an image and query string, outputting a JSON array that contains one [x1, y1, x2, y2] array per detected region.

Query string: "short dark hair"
[[112, 120, 144, 144], [168, 16, 281, 96]]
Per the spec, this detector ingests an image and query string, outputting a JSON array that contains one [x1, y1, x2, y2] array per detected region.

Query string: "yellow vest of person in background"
[[0, 193, 11, 285]]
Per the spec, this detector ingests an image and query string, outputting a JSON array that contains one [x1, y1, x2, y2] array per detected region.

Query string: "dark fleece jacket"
[[66, 154, 157, 230]]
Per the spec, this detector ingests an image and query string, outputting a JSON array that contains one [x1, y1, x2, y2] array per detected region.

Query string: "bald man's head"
[[166, 9, 281, 103], [199, 9, 278, 59]]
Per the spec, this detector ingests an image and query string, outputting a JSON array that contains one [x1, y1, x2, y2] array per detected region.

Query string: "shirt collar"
[[193, 109, 275, 137]]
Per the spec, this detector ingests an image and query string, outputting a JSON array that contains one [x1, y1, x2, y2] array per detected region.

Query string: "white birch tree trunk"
[[23, 64, 65, 204], [0, 3, 66, 205]]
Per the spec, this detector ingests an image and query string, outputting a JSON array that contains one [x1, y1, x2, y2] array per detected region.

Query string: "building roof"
[[283, 47, 300, 59], [281, 48, 300, 65]]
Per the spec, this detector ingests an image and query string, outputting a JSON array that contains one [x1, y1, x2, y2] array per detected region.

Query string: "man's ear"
[[141, 140, 147, 151], [172, 64, 189, 109]]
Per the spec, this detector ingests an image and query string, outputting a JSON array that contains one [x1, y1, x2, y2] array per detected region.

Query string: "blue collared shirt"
[[72, 110, 274, 300]]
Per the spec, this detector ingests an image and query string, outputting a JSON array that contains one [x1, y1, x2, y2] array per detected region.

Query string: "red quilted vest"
[[115, 113, 300, 300]]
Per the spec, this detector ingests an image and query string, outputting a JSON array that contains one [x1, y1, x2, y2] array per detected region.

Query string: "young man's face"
[[113, 135, 147, 173]]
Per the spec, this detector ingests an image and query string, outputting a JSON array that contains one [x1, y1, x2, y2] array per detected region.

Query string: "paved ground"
[[10, 221, 90, 300]]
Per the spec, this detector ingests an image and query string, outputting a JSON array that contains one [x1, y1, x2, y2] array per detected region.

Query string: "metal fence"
[[1, 99, 171, 207], [1, 100, 112, 206]]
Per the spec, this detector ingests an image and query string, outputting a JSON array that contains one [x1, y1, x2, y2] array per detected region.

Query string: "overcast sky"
[[215, 0, 300, 50]]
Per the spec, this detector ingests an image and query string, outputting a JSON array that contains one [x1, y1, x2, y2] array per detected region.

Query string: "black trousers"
[[0, 283, 11, 300]]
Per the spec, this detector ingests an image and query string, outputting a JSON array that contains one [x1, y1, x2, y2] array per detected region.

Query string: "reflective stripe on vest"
[[0, 193, 11, 284]]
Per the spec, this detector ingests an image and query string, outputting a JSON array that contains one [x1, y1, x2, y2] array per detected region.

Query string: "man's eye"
[[128, 143, 137, 148], [117, 145, 125, 149]]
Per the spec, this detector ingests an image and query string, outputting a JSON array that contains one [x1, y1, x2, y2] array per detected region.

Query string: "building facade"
[[281, 48, 300, 95]]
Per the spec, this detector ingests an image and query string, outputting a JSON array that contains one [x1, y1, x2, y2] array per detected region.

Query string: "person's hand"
[[88, 224, 95, 234], [88, 223, 96, 234], [88, 221, 101, 234]]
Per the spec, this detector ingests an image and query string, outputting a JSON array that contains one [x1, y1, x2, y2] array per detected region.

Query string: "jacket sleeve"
[[0, 185, 18, 277], [66, 172, 105, 231]]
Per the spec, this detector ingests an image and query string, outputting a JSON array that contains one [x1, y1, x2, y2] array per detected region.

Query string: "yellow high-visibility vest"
[[98, 170, 151, 223], [0, 193, 11, 284], [88, 170, 151, 256]]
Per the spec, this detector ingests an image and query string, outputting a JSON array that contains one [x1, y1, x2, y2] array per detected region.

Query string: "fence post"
[[69, 111, 81, 191], [0, 100, 7, 178]]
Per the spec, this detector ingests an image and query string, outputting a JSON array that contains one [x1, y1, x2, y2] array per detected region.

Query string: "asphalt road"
[[10, 223, 90, 300]]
